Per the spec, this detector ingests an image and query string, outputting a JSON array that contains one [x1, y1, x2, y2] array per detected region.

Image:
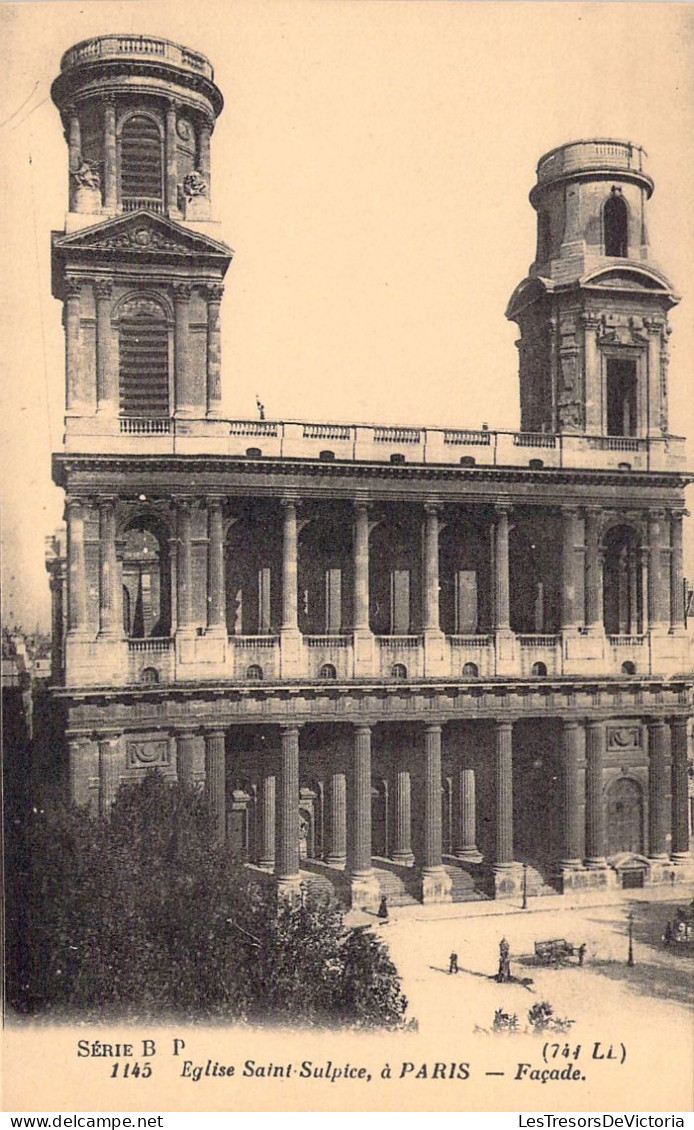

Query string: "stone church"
[[45, 34, 693, 906]]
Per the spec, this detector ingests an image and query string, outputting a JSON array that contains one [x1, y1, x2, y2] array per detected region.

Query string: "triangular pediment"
[[52, 210, 233, 261]]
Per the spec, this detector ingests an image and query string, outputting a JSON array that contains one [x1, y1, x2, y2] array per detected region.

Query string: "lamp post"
[[522, 862, 528, 910], [627, 911, 635, 967]]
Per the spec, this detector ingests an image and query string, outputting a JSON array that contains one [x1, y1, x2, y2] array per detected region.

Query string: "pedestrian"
[[663, 922, 672, 946], [377, 895, 389, 923], [577, 943, 586, 967], [497, 936, 511, 982], [449, 952, 459, 975]]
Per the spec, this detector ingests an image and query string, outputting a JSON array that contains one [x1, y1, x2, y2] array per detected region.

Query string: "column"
[[165, 100, 178, 213], [423, 505, 442, 632], [669, 511, 685, 632], [176, 500, 194, 632], [66, 498, 88, 635], [173, 284, 192, 415], [670, 718, 690, 862], [585, 508, 603, 632], [492, 506, 511, 630], [421, 725, 452, 901], [493, 720, 514, 866], [350, 726, 374, 877], [177, 731, 197, 789], [98, 498, 121, 637], [65, 278, 81, 412], [206, 498, 226, 634], [648, 511, 667, 630], [391, 767, 414, 865], [585, 719, 607, 866], [276, 725, 300, 889], [204, 730, 226, 847], [353, 503, 371, 633], [67, 106, 81, 208], [94, 280, 115, 412], [103, 96, 117, 211], [98, 736, 121, 816], [199, 115, 212, 204], [326, 768, 347, 867], [281, 499, 299, 632], [258, 767, 276, 871], [456, 767, 481, 861], [205, 285, 224, 417], [648, 719, 670, 860], [561, 508, 580, 630], [559, 720, 583, 868]]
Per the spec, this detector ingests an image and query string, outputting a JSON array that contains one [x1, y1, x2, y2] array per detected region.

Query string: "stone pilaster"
[[421, 724, 452, 902], [165, 100, 179, 215], [276, 725, 301, 897], [177, 731, 197, 789], [561, 507, 580, 630], [648, 719, 670, 860], [558, 720, 584, 870], [258, 766, 276, 871], [199, 115, 212, 205], [648, 512, 668, 631], [98, 498, 121, 637], [326, 769, 347, 867], [670, 718, 690, 864], [349, 725, 380, 908], [669, 512, 685, 632], [103, 96, 117, 211], [64, 278, 82, 413], [584, 508, 604, 633], [456, 767, 482, 862], [66, 498, 88, 635], [95, 280, 116, 413], [205, 284, 224, 417], [206, 498, 226, 634], [67, 106, 81, 208], [585, 719, 607, 867], [391, 767, 414, 865], [98, 736, 121, 817], [176, 500, 194, 633], [173, 283, 192, 416], [204, 730, 226, 847]]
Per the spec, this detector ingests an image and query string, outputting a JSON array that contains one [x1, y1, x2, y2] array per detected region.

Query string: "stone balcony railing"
[[536, 139, 648, 183], [60, 35, 214, 80], [64, 415, 688, 473], [66, 628, 692, 690]]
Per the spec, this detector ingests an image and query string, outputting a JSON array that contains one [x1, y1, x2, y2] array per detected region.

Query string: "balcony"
[[63, 414, 688, 473], [60, 36, 214, 81]]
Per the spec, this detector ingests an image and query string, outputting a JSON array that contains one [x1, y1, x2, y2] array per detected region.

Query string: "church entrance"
[[606, 778, 644, 855]]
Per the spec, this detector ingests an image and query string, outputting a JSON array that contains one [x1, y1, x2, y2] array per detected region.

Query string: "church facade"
[[46, 35, 693, 906]]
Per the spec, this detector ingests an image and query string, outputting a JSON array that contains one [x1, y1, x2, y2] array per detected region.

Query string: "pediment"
[[581, 263, 678, 302], [52, 210, 233, 262], [505, 275, 554, 321]]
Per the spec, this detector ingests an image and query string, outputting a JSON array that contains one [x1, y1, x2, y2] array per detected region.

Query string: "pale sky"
[[2, 0, 694, 631]]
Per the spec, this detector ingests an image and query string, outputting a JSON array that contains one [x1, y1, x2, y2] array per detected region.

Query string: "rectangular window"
[[606, 357, 638, 436], [390, 569, 410, 635], [455, 570, 478, 633]]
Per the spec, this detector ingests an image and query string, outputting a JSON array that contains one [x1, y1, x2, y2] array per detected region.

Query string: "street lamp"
[[627, 911, 635, 967], [522, 862, 528, 910]]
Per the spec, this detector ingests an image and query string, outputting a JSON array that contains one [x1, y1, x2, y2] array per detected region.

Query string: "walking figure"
[[449, 952, 459, 975], [377, 895, 389, 923], [497, 936, 512, 983], [577, 943, 586, 967]]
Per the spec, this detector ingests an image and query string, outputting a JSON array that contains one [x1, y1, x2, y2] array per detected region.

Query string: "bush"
[[8, 773, 408, 1028]]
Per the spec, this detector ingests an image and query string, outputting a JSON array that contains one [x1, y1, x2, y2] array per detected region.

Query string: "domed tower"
[[506, 139, 679, 439], [50, 35, 232, 426]]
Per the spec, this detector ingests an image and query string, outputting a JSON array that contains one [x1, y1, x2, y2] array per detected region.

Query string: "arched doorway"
[[121, 519, 171, 637], [606, 778, 644, 855], [603, 525, 643, 635]]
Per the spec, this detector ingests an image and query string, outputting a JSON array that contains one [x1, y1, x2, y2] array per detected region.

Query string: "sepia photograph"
[[1, 0, 693, 1115]]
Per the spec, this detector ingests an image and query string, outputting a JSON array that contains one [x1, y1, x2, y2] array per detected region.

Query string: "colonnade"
[[64, 496, 687, 639]]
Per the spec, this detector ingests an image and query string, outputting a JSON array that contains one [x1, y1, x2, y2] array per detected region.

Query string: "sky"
[[1, 0, 694, 632]]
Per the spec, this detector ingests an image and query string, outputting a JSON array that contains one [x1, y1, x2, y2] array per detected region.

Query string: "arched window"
[[121, 520, 171, 638], [246, 664, 263, 680], [621, 660, 636, 675], [531, 661, 547, 677], [462, 661, 479, 678], [140, 666, 159, 684], [320, 663, 337, 679], [604, 188, 628, 257], [120, 114, 163, 210], [391, 663, 407, 679], [119, 297, 170, 417]]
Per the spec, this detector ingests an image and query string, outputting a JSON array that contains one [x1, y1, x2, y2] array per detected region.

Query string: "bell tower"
[[506, 140, 679, 439], [50, 36, 232, 431]]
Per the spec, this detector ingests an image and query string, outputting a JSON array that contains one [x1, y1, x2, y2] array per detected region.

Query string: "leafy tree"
[[8, 772, 409, 1028]]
